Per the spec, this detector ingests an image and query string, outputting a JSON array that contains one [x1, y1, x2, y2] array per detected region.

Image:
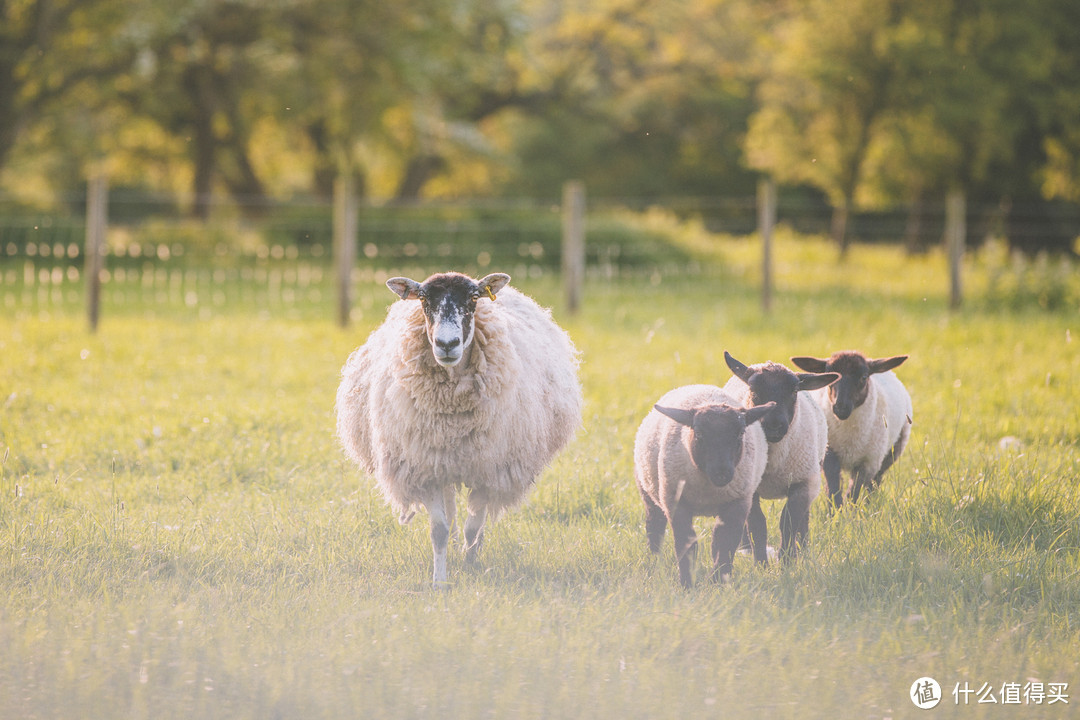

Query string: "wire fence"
[[1, 192, 1077, 322]]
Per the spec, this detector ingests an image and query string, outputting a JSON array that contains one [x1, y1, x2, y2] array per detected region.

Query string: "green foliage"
[[5, 0, 1079, 238], [2, 233, 1078, 717]]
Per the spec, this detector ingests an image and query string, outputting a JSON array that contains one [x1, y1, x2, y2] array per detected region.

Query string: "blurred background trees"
[[2, 0, 1078, 252]]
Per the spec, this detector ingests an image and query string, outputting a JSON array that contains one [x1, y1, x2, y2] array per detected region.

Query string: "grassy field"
[[1, 230, 1079, 719]]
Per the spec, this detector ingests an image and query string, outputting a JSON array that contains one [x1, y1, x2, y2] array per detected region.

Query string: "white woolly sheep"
[[336, 271, 582, 586], [634, 384, 774, 587], [790, 351, 912, 507], [721, 351, 838, 563]]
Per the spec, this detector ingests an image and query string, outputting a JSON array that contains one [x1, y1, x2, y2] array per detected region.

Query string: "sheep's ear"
[[387, 277, 423, 300], [654, 404, 695, 428], [724, 351, 754, 384], [742, 402, 776, 427], [477, 273, 511, 300], [868, 355, 908, 374], [797, 372, 839, 392], [790, 356, 828, 373]]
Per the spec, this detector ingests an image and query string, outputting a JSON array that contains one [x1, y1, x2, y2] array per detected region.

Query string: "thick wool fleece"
[[336, 287, 581, 521], [634, 385, 768, 517], [721, 374, 828, 500], [809, 371, 912, 474]]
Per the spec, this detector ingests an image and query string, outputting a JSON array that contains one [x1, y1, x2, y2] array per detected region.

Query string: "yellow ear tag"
[[484, 285, 497, 301]]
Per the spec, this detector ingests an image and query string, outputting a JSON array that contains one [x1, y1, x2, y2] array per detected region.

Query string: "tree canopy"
[[2, 0, 1078, 249]]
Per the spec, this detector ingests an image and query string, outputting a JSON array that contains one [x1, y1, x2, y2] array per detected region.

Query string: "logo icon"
[[911, 677, 942, 709]]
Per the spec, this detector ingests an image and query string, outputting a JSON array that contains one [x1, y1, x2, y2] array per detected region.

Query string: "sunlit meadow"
[[2, 228, 1078, 718]]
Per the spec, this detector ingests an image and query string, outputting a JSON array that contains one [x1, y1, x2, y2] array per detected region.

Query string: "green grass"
[[1, 230, 1079, 718]]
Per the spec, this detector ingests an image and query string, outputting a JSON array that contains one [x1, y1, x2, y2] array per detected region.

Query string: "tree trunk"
[[904, 190, 929, 255], [394, 154, 447, 201], [831, 202, 850, 258], [184, 64, 218, 220]]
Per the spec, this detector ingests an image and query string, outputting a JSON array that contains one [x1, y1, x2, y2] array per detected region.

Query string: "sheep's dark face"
[[654, 402, 774, 487], [724, 353, 838, 443], [386, 272, 511, 368], [791, 351, 908, 421], [822, 352, 871, 420]]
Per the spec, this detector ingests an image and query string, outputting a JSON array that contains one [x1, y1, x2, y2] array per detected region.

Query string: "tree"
[[0, 0, 136, 184], [744, 0, 904, 255]]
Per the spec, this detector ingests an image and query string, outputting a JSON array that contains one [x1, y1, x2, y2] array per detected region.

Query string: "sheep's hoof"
[[464, 544, 482, 565], [463, 531, 484, 564]]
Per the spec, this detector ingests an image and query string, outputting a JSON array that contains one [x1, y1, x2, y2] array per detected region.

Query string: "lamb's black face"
[[654, 401, 775, 487], [825, 352, 871, 420], [791, 351, 905, 421], [386, 272, 511, 368], [725, 352, 838, 442], [746, 365, 800, 444], [688, 405, 747, 487]]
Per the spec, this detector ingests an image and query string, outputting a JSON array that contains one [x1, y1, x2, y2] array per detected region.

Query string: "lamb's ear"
[[724, 351, 754, 384], [386, 277, 423, 300], [742, 401, 776, 427], [797, 372, 839, 392], [654, 404, 695, 428], [868, 355, 908, 374], [791, 356, 829, 373], [477, 273, 511, 300]]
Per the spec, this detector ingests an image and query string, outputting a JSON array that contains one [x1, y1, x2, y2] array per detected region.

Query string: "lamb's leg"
[[424, 488, 452, 588], [872, 424, 910, 490], [670, 504, 698, 589], [711, 496, 753, 583], [641, 490, 667, 554], [746, 493, 769, 566], [779, 481, 812, 562], [850, 465, 875, 504], [444, 485, 457, 539], [463, 488, 488, 564], [823, 448, 843, 509]]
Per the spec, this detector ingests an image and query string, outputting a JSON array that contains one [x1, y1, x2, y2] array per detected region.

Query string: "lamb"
[[634, 384, 774, 587], [790, 351, 912, 507], [336, 271, 582, 586], [720, 352, 838, 563]]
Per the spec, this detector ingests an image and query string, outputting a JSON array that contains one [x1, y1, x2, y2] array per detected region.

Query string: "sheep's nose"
[[435, 337, 460, 352]]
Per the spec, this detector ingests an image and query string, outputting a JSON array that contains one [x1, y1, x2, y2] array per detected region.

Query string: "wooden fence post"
[[562, 180, 585, 313], [85, 172, 108, 332], [945, 188, 965, 309], [758, 177, 776, 314], [334, 171, 358, 327]]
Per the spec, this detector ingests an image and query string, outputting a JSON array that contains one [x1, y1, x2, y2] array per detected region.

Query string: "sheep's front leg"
[[779, 481, 812, 562], [424, 488, 452, 588], [670, 504, 698, 589], [711, 497, 752, 583], [823, 448, 843, 509], [463, 488, 488, 564], [746, 493, 769, 566]]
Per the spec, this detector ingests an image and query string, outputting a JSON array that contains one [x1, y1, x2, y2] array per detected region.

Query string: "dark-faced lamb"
[[790, 351, 912, 507], [634, 384, 774, 587], [336, 271, 582, 586], [721, 352, 838, 563]]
